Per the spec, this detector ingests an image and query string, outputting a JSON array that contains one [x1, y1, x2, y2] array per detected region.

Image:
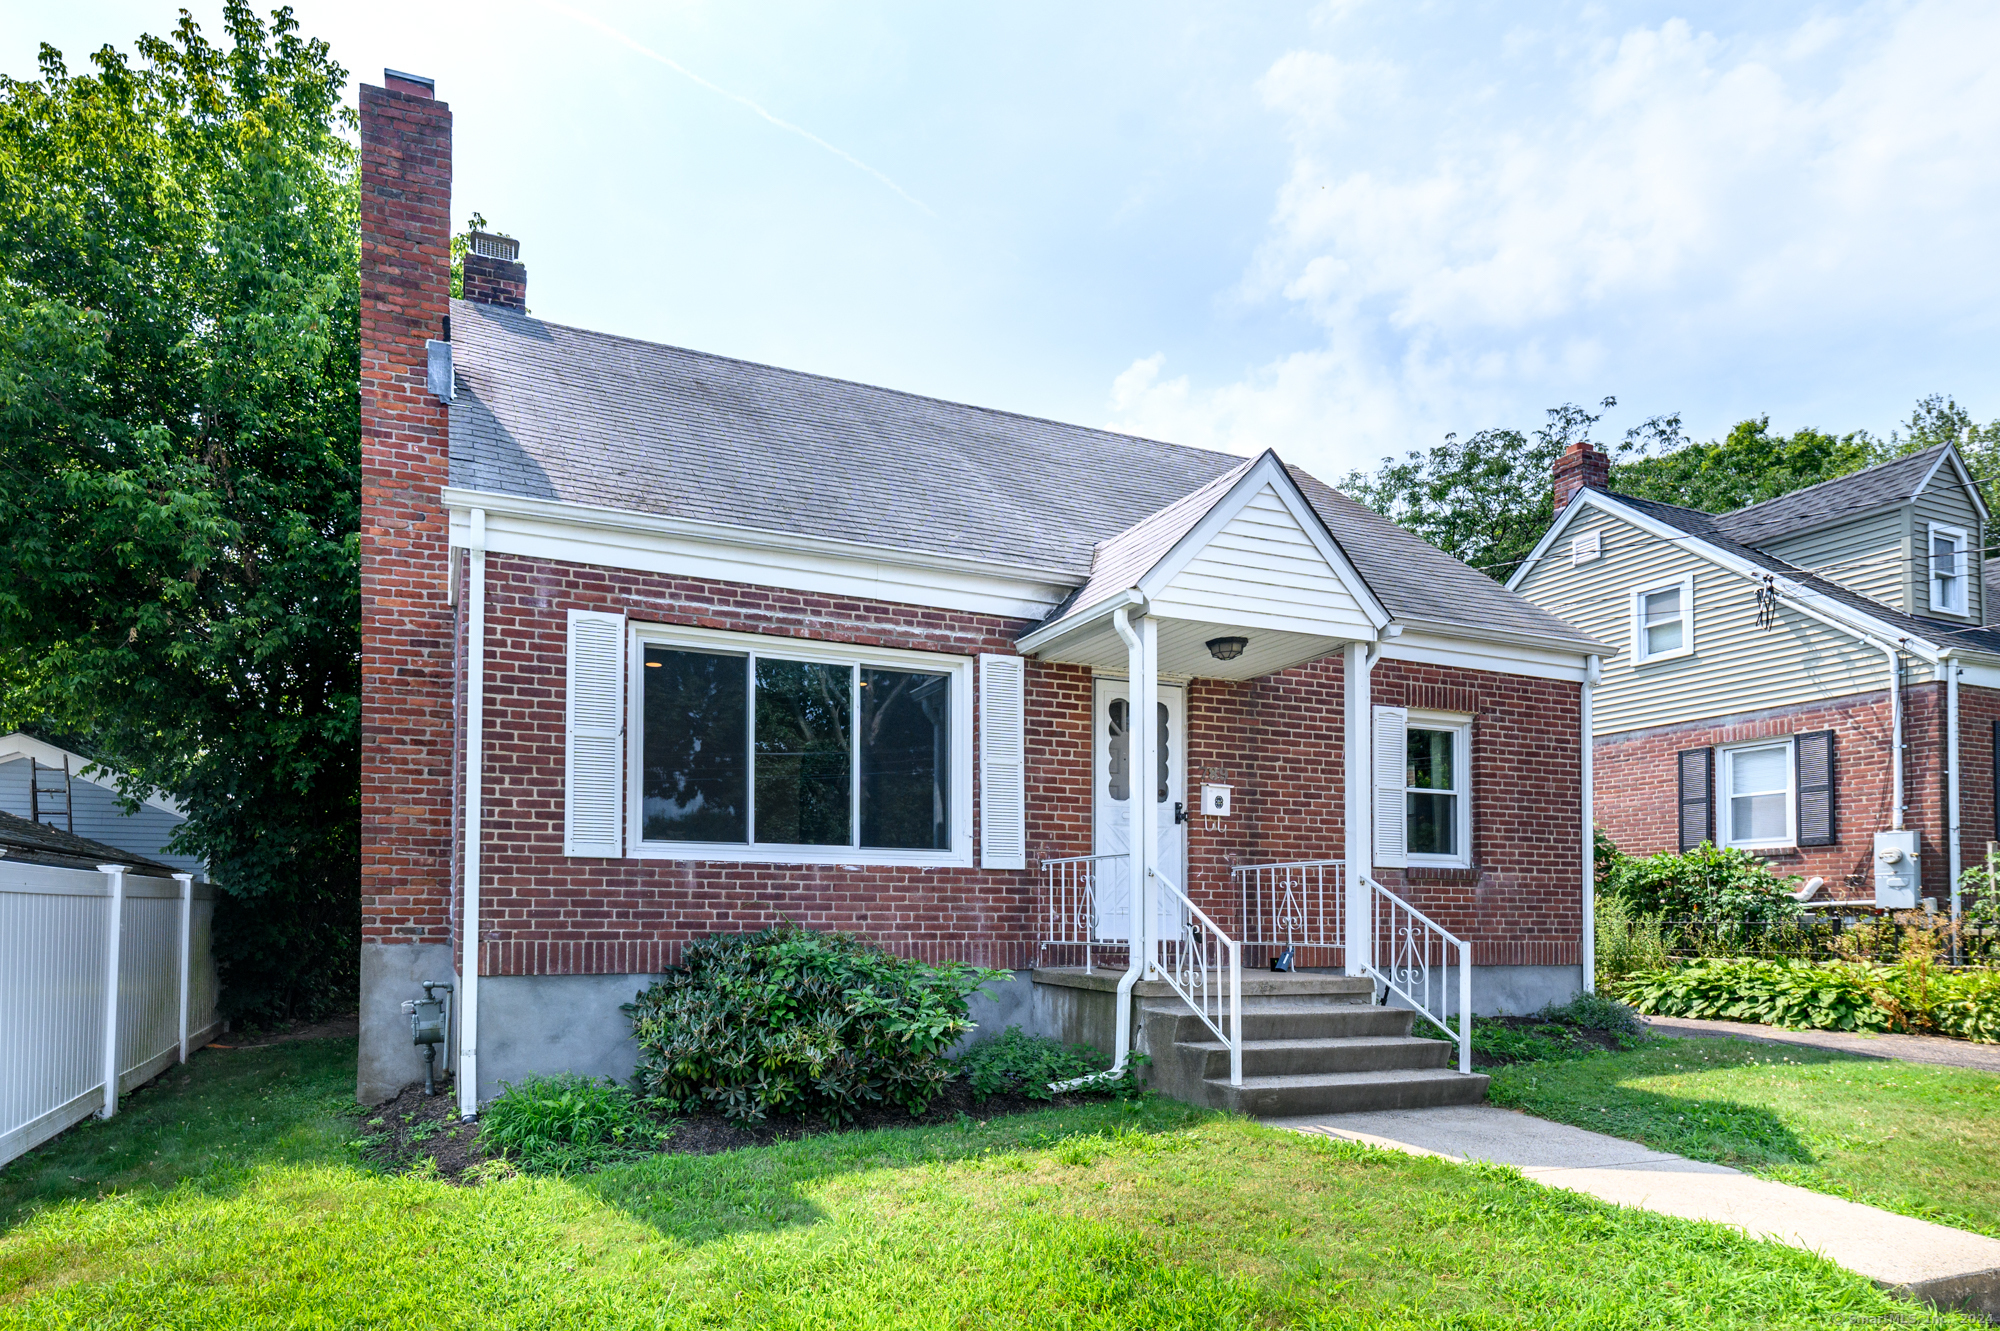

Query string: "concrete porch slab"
[[1266, 1104, 2000, 1320], [1030, 967, 1373, 1000]]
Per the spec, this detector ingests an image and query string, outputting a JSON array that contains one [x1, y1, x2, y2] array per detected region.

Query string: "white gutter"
[[458, 509, 487, 1120], [1017, 588, 1147, 656], [1581, 655, 1599, 994], [1105, 603, 1149, 1081], [1948, 654, 1962, 920]]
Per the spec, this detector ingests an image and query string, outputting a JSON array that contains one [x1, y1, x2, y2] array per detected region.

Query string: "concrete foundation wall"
[[476, 973, 659, 1105], [358, 943, 458, 1105]]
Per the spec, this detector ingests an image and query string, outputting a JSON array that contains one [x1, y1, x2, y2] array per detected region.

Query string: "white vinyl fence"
[[1, 862, 220, 1167]]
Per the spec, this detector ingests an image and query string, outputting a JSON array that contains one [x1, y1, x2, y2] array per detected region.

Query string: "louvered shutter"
[[1372, 705, 1408, 868], [1677, 747, 1713, 852], [979, 654, 1026, 870], [564, 610, 627, 857], [1795, 730, 1835, 847]]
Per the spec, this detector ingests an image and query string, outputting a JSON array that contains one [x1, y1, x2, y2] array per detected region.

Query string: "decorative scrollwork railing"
[[1231, 858, 1344, 968], [1150, 866, 1243, 1087], [1357, 872, 1472, 1074], [1038, 853, 1125, 972]]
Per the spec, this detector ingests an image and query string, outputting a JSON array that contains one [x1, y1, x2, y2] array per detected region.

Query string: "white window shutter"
[[564, 610, 627, 857], [979, 654, 1027, 870], [1371, 704, 1408, 868]]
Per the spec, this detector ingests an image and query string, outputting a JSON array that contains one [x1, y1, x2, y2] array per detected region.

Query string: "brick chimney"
[[462, 232, 527, 310], [1552, 440, 1611, 512], [357, 66, 458, 1097]]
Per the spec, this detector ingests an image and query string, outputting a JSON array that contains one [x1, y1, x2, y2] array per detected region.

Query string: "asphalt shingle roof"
[[1712, 443, 1953, 547], [449, 299, 1600, 650], [0, 809, 174, 874]]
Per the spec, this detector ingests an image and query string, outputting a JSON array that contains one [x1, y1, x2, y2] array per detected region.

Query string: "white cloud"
[[1108, 1, 2000, 476]]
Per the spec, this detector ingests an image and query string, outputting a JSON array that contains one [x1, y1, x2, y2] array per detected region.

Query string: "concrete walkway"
[[1643, 1015, 2000, 1073], [1267, 1104, 2000, 1319]]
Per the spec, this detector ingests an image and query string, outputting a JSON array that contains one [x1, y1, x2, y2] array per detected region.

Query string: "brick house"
[[1510, 437, 2000, 917], [357, 71, 1604, 1112]]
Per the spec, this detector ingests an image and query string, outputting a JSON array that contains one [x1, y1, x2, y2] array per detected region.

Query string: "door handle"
[[1173, 801, 1189, 825]]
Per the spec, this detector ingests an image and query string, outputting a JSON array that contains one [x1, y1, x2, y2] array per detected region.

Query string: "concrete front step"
[[1179, 1034, 1451, 1079], [1144, 1003, 1417, 1043], [1209, 1068, 1491, 1116]]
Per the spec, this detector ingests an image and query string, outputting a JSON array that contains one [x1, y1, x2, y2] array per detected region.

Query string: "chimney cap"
[[384, 68, 436, 97], [467, 231, 520, 263]]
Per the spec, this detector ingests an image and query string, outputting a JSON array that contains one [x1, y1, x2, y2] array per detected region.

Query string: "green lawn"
[[0, 1038, 1973, 1329], [1489, 1037, 2000, 1238]]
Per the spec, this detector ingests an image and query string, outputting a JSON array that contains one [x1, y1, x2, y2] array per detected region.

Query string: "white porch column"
[[1133, 614, 1161, 977], [1342, 644, 1372, 978]]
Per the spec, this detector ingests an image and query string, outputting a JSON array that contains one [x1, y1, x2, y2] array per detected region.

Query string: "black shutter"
[[1677, 747, 1713, 851], [1795, 730, 1835, 847]]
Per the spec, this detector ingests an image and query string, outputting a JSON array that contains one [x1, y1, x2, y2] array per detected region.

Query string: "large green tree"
[[0, 4, 359, 1020]]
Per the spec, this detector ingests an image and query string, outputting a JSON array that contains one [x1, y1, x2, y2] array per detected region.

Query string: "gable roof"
[[1711, 442, 1962, 547], [0, 733, 185, 818], [450, 300, 1600, 654], [0, 809, 175, 875]]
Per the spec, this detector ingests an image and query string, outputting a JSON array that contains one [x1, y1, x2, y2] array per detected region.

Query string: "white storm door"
[[1092, 678, 1185, 943]]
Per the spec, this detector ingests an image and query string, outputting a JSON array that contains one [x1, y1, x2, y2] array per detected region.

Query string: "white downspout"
[[1886, 642, 1904, 831], [458, 510, 487, 1120], [1580, 656, 1599, 994], [1106, 604, 1149, 1079], [1947, 654, 1962, 921]]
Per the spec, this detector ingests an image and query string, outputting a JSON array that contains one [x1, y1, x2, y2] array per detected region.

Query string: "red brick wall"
[[434, 554, 1587, 975], [359, 81, 457, 947], [1590, 687, 1972, 899]]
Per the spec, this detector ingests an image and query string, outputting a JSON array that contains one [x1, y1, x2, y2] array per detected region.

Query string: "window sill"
[[624, 842, 974, 869], [1728, 844, 1798, 858], [1632, 650, 1694, 667]]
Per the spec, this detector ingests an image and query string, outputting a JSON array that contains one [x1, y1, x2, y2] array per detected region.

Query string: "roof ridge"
[[452, 300, 1238, 467], [1718, 439, 1952, 521]]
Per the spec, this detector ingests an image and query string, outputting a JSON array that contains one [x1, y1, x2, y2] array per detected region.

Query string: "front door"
[[1092, 677, 1185, 943]]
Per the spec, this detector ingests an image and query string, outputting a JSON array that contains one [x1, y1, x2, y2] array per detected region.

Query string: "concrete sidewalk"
[[1643, 1015, 2000, 1073], [1268, 1104, 2000, 1320]]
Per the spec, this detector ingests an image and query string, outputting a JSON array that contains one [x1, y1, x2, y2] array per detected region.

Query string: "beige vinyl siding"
[[1911, 470, 1984, 624], [1515, 506, 1886, 736], [1151, 483, 1374, 637], [1762, 507, 1907, 611]]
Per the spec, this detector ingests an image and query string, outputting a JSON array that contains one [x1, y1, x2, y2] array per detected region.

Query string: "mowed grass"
[[1489, 1037, 2000, 1238], [0, 1038, 1973, 1329]]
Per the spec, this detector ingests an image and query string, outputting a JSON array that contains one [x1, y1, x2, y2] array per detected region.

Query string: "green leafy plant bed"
[[1419, 993, 1651, 1068], [1618, 957, 2000, 1042]]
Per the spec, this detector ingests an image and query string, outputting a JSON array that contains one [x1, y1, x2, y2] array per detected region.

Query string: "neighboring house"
[[1510, 438, 2000, 912], [0, 734, 204, 879], [355, 72, 1607, 1110], [0, 808, 176, 875]]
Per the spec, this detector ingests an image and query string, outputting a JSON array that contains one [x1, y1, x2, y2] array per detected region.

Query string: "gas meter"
[[400, 981, 453, 1096]]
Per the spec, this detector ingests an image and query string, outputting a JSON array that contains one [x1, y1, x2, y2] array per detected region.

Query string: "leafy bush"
[[1539, 991, 1646, 1037], [954, 1028, 1139, 1102], [479, 1073, 667, 1174], [1605, 843, 1805, 924], [1929, 969, 2000, 1043], [1594, 892, 1670, 985], [1618, 959, 1895, 1033], [626, 925, 1003, 1124]]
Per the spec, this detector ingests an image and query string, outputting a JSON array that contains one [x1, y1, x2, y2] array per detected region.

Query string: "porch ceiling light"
[[1206, 636, 1249, 662]]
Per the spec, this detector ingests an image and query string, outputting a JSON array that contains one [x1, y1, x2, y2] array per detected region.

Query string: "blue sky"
[[8, 2, 1998, 481]]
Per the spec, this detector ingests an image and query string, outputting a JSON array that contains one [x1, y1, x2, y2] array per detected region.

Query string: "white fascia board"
[[0, 734, 184, 817], [442, 487, 1075, 621], [1949, 659, 2000, 690], [1380, 629, 1589, 683], [1392, 615, 1609, 658], [1547, 492, 1944, 663], [1917, 445, 1991, 525], [1016, 588, 1145, 656], [1136, 452, 1391, 632], [1504, 492, 1597, 592]]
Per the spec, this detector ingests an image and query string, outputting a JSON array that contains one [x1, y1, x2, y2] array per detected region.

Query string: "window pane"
[[1107, 699, 1131, 802], [1407, 792, 1457, 856], [1643, 588, 1680, 621], [1407, 728, 1455, 791], [1156, 701, 1170, 804], [755, 660, 852, 845], [1645, 620, 1683, 654], [1730, 745, 1788, 795], [859, 668, 950, 850], [641, 647, 748, 843], [1732, 793, 1788, 842]]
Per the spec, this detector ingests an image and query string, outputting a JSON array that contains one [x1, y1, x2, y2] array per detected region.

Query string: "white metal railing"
[[1357, 872, 1472, 1074], [1232, 859, 1344, 966], [1150, 866, 1243, 1087], [1038, 853, 1125, 972]]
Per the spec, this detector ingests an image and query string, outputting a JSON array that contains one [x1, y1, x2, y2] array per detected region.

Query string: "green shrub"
[[1594, 892, 1670, 985], [478, 1073, 666, 1174], [1617, 958, 1893, 1032], [954, 1028, 1129, 1102], [626, 925, 1004, 1124], [1605, 843, 1804, 924], [1918, 968, 2000, 1043], [1538, 991, 1646, 1037]]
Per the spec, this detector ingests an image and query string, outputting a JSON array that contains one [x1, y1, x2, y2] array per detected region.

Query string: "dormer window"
[[1929, 523, 1968, 615]]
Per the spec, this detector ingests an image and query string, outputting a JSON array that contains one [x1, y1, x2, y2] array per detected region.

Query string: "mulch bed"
[[358, 1076, 1105, 1182], [1462, 1016, 1645, 1067]]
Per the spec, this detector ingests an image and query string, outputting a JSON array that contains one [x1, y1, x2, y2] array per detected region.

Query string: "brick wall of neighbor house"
[[1591, 685, 1972, 900], [359, 79, 458, 949], [440, 553, 1586, 975]]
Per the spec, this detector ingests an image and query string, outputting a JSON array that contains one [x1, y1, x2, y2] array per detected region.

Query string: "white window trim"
[[1404, 709, 1473, 869], [624, 621, 975, 867], [1927, 521, 1969, 616], [1718, 737, 1795, 852], [1630, 574, 1696, 665]]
